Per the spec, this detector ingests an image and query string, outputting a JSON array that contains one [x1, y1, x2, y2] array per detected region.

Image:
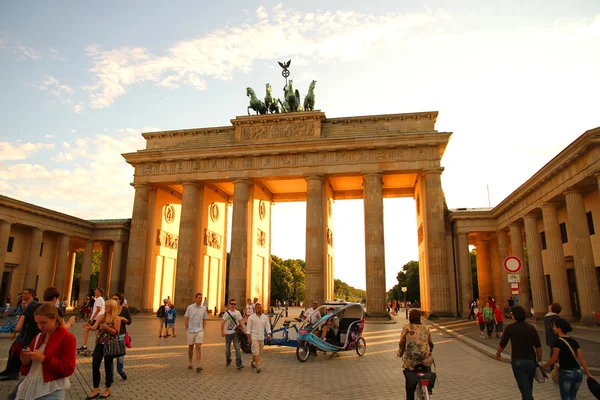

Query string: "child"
[[493, 306, 504, 339], [476, 308, 485, 339], [164, 305, 177, 338]]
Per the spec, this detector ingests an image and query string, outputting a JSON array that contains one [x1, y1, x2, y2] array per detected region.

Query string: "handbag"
[[226, 311, 245, 335], [103, 339, 126, 357], [588, 376, 600, 399], [534, 363, 547, 383], [124, 332, 132, 349]]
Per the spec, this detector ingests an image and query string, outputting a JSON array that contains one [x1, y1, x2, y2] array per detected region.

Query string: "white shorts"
[[186, 331, 204, 345], [251, 340, 264, 355]]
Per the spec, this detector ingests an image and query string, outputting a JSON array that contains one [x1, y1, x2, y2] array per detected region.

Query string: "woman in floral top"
[[397, 309, 435, 400]]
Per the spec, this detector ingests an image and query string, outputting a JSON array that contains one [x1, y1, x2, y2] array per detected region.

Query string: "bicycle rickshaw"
[[296, 302, 366, 362]]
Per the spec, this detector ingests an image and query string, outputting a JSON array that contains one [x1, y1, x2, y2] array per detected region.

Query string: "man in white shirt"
[[304, 301, 321, 324], [221, 298, 244, 369], [79, 288, 105, 352], [246, 303, 271, 373], [184, 292, 209, 372]]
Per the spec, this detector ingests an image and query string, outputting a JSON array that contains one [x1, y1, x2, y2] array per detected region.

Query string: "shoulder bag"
[[226, 310, 245, 334], [552, 337, 579, 383]]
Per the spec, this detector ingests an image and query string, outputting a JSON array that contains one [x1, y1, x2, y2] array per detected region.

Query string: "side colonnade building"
[[0, 195, 129, 304], [449, 127, 600, 324]]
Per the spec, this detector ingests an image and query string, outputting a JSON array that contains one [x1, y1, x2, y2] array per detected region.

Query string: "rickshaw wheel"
[[356, 337, 366, 356], [296, 342, 310, 362]]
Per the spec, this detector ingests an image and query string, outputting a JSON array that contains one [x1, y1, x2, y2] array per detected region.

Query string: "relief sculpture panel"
[[240, 122, 315, 140], [204, 229, 222, 250], [156, 229, 178, 250]]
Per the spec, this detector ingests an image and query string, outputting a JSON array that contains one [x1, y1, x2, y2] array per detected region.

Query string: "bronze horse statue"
[[303, 80, 316, 111], [247, 87, 267, 115], [264, 83, 280, 114]]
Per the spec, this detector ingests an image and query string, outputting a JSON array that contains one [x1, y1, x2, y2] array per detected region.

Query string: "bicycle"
[[413, 365, 432, 400]]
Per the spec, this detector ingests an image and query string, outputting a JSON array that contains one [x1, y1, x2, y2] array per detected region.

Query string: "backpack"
[[156, 305, 166, 318]]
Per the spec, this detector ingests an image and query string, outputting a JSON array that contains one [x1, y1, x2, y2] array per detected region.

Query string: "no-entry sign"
[[504, 256, 522, 274]]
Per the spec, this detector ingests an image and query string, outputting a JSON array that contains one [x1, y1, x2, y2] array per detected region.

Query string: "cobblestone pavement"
[[0, 310, 595, 399], [427, 316, 600, 370]]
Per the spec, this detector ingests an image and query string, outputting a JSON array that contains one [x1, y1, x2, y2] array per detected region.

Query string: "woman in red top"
[[9, 302, 76, 400]]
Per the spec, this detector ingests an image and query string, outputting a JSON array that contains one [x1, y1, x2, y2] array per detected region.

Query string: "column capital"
[[496, 229, 508, 236], [180, 181, 199, 188], [421, 167, 444, 177], [362, 172, 382, 178], [508, 221, 521, 229], [540, 202, 560, 211], [30, 226, 44, 233], [131, 183, 149, 190], [304, 174, 324, 182], [232, 178, 251, 185], [454, 229, 470, 236], [563, 188, 583, 196], [523, 213, 539, 221]]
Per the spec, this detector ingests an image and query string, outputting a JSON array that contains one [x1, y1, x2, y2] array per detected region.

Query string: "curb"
[[426, 319, 600, 373]]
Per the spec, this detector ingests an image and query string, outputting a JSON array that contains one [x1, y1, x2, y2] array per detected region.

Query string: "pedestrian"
[[544, 302, 562, 361], [86, 299, 121, 399], [252, 297, 258, 310], [488, 296, 497, 310], [79, 288, 105, 353], [468, 299, 477, 320], [184, 292, 209, 372], [246, 303, 271, 373], [543, 318, 594, 399], [202, 297, 208, 308], [245, 298, 254, 319], [0, 288, 40, 382], [111, 293, 132, 381], [483, 301, 494, 339], [7, 302, 77, 400], [493, 304, 504, 339], [476, 307, 486, 339], [221, 298, 244, 369], [496, 305, 542, 400], [156, 299, 167, 338], [164, 303, 177, 338]]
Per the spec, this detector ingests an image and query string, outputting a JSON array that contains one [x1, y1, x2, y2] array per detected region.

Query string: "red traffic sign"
[[504, 256, 522, 274]]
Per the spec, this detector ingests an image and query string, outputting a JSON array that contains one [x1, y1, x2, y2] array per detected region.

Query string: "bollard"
[[405, 308, 409, 319]]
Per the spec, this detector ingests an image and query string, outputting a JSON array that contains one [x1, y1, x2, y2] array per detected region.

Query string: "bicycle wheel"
[[355, 337, 366, 356], [296, 342, 310, 362]]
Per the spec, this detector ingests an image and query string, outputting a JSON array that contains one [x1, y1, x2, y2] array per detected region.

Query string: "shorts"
[[495, 322, 504, 332], [89, 320, 96, 326], [478, 323, 485, 331], [166, 323, 175, 329], [251, 340, 264, 355], [186, 331, 204, 345]]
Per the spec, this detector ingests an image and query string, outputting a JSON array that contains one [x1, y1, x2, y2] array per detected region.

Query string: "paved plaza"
[[0, 309, 596, 399]]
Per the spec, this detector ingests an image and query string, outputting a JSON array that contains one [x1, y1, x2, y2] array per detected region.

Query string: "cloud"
[[0, 129, 148, 219], [82, 6, 451, 108], [48, 48, 65, 60], [15, 44, 41, 60], [45, 134, 55, 139], [33, 75, 82, 111], [73, 103, 84, 113], [0, 142, 55, 161]]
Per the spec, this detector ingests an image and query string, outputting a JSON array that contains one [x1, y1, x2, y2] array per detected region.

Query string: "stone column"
[[53, 234, 70, 291], [475, 235, 492, 305], [541, 203, 573, 319], [456, 232, 472, 316], [109, 241, 123, 296], [64, 250, 76, 303], [99, 242, 111, 290], [363, 173, 387, 317], [523, 214, 549, 318], [422, 168, 450, 315], [174, 182, 199, 310], [565, 189, 600, 324], [509, 222, 531, 314], [0, 220, 12, 278], [124, 184, 150, 309], [79, 240, 94, 303], [24, 228, 43, 289], [305, 175, 326, 306], [229, 179, 250, 307], [497, 230, 510, 307]]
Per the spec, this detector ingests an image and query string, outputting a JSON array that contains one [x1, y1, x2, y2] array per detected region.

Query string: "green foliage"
[[269, 255, 305, 304], [334, 279, 366, 303], [387, 260, 420, 302]]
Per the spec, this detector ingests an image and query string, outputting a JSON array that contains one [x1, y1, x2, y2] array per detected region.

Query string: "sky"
[[1, 1, 600, 292]]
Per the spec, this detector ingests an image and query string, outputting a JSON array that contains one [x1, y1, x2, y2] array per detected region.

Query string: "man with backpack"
[[157, 299, 167, 338]]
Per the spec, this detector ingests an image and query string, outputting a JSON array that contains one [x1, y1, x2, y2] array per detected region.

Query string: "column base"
[[365, 312, 392, 320], [533, 312, 546, 320], [580, 315, 600, 326]]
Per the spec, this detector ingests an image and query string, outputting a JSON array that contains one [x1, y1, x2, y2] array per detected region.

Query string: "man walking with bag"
[[221, 298, 244, 370]]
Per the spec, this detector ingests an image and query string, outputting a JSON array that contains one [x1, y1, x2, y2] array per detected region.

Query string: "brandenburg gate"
[[122, 110, 453, 317]]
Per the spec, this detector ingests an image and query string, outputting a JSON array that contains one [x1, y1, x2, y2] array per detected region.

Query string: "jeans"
[[8, 381, 65, 399], [225, 333, 242, 367], [511, 359, 536, 400], [92, 343, 114, 388], [486, 321, 494, 337], [559, 368, 583, 400]]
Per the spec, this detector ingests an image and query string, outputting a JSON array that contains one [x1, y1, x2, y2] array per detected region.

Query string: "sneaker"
[[251, 362, 257, 369], [236, 365, 244, 370], [226, 360, 231, 366], [119, 371, 128, 380], [196, 367, 203, 373], [77, 346, 88, 351], [256, 365, 262, 373]]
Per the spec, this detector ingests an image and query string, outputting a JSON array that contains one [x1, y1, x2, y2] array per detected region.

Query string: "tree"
[[71, 250, 102, 300], [334, 279, 366, 302], [269, 256, 305, 306], [388, 260, 420, 302]]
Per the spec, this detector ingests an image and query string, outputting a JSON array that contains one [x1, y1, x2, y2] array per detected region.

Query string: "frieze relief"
[[204, 229, 222, 250], [326, 227, 333, 247], [257, 229, 266, 248], [240, 122, 315, 140], [156, 229, 178, 250], [136, 146, 438, 176]]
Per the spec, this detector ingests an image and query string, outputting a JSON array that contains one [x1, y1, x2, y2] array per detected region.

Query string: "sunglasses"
[[230, 303, 237, 305]]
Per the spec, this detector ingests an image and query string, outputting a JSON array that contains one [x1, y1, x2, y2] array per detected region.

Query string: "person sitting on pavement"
[[397, 309, 436, 400], [320, 307, 339, 344]]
